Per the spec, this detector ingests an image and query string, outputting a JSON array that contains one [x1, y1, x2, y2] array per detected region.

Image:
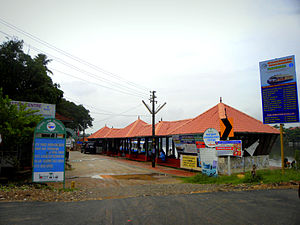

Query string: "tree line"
[[0, 39, 93, 171]]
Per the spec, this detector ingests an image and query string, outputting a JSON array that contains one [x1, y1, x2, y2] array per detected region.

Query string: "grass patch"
[[182, 169, 300, 185]]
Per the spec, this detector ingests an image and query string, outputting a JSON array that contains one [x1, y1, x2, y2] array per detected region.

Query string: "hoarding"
[[172, 134, 203, 154], [200, 148, 218, 177], [180, 155, 198, 169], [11, 100, 56, 119], [215, 140, 242, 157], [259, 55, 299, 124]]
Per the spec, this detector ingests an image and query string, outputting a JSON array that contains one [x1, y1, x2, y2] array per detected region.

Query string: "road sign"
[[259, 55, 299, 124], [220, 118, 234, 139]]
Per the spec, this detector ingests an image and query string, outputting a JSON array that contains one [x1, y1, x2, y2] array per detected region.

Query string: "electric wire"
[[0, 30, 147, 98], [0, 18, 150, 92]]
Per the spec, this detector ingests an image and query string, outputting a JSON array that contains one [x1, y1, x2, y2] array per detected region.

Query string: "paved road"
[[1, 189, 299, 225]]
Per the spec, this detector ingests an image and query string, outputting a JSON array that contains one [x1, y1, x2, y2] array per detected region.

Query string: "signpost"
[[259, 55, 299, 173], [32, 118, 66, 187]]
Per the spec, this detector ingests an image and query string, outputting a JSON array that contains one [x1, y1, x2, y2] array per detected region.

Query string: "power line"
[[0, 18, 150, 92], [0, 30, 148, 98]]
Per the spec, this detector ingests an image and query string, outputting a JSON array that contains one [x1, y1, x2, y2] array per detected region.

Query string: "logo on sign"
[[47, 122, 56, 131]]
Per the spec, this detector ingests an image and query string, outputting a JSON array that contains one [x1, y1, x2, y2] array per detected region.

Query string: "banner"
[[215, 140, 242, 157], [200, 148, 218, 177]]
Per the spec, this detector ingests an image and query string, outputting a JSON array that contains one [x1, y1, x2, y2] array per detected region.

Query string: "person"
[[66, 136, 72, 161], [159, 150, 166, 162]]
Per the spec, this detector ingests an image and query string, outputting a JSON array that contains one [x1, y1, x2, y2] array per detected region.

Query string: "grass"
[[182, 169, 300, 185]]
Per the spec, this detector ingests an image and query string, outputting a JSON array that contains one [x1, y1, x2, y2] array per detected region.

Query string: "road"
[[0, 189, 299, 225]]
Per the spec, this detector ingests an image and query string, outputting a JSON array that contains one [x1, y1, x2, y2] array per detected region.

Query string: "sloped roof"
[[89, 102, 280, 139], [170, 103, 280, 135], [88, 126, 111, 139]]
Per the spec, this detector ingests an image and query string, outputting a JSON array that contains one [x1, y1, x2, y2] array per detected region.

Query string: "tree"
[[0, 38, 93, 132], [0, 88, 42, 168], [56, 98, 93, 131], [0, 39, 63, 104]]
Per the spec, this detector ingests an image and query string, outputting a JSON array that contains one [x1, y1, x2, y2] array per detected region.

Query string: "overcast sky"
[[1, 0, 300, 133]]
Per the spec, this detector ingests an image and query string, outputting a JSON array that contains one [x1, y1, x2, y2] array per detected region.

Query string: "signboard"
[[220, 118, 234, 139], [11, 100, 56, 119], [172, 134, 203, 154], [180, 155, 198, 169], [33, 118, 66, 183], [215, 140, 242, 157], [203, 128, 220, 147], [33, 138, 65, 182], [259, 55, 299, 124], [200, 148, 218, 177]]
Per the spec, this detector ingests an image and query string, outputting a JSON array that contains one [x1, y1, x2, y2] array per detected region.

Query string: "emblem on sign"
[[47, 122, 56, 131]]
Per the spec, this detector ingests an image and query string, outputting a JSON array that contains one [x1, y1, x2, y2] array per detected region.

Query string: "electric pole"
[[142, 91, 166, 167]]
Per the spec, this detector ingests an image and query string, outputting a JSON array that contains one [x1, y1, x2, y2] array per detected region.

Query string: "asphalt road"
[[0, 189, 299, 225]]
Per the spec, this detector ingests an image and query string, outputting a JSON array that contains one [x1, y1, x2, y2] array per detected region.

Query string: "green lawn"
[[182, 169, 300, 184]]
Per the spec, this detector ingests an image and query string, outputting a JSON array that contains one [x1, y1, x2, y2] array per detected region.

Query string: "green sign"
[[35, 118, 65, 134]]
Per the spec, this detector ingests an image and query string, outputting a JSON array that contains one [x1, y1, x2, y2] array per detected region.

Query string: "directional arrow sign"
[[220, 118, 234, 139]]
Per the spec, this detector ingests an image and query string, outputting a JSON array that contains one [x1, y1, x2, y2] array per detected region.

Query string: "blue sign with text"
[[33, 138, 65, 182], [259, 55, 299, 124]]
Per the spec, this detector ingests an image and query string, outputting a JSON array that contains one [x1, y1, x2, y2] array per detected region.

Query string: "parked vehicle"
[[81, 141, 96, 154]]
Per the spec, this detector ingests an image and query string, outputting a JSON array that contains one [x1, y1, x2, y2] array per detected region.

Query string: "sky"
[[0, 0, 300, 134]]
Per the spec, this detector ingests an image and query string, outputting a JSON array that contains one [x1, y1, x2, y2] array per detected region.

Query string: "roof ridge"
[[222, 103, 279, 132]]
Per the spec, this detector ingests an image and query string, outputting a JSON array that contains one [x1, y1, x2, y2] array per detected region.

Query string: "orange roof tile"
[[170, 103, 280, 135], [88, 126, 111, 139], [89, 102, 280, 139]]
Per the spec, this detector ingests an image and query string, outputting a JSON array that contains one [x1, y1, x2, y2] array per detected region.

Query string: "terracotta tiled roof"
[[88, 126, 111, 139], [89, 102, 280, 139], [170, 103, 280, 135]]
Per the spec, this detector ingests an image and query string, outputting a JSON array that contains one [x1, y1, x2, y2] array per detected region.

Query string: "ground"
[[0, 151, 299, 202]]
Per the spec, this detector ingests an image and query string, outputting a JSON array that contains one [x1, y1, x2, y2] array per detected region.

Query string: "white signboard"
[[203, 128, 220, 148], [11, 100, 56, 118], [200, 148, 218, 177]]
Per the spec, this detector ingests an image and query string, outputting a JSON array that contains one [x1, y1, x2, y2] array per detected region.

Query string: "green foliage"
[[182, 169, 300, 185], [57, 98, 93, 131], [0, 38, 93, 132], [0, 39, 63, 104], [0, 88, 42, 166]]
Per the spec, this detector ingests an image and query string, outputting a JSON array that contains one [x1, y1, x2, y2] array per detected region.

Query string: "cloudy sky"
[[0, 0, 300, 133]]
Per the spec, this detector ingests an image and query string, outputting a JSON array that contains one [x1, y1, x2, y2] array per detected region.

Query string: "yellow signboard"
[[180, 155, 197, 169]]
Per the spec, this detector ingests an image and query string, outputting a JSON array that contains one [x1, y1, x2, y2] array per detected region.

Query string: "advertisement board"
[[11, 100, 56, 119], [172, 134, 203, 154], [180, 155, 198, 169], [200, 148, 218, 177], [215, 140, 242, 157], [259, 55, 299, 124]]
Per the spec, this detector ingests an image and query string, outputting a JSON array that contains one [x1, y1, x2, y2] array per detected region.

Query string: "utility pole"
[[142, 91, 166, 167]]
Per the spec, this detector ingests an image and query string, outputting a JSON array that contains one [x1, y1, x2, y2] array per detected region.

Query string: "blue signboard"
[[33, 138, 65, 182], [259, 55, 299, 124]]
